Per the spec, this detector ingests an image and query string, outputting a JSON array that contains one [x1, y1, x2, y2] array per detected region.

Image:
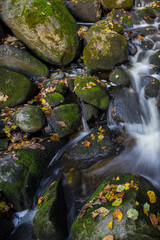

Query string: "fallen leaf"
[[112, 198, 122, 207], [90, 134, 95, 140], [103, 235, 114, 240], [127, 208, 139, 220], [91, 207, 110, 218], [50, 134, 60, 141], [96, 43, 103, 50], [108, 221, 113, 230], [116, 185, 125, 192], [143, 203, 150, 216], [85, 140, 90, 147], [83, 223, 86, 228], [56, 121, 67, 127], [147, 191, 157, 203], [135, 201, 139, 206], [150, 213, 158, 229], [116, 176, 120, 181], [112, 209, 123, 221]]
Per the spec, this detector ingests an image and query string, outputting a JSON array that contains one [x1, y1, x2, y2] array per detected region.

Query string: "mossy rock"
[[83, 30, 127, 71], [71, 173, 160, 240], [2, 0, 79, 66], [83, 103, 99, 121], [33, 179, 69, 240], [49, 103, 81, 137], [144, 77, 160, 98], [74, 76, 109, 110], [138, 7, 156, 20], [109, 68, 131, 86], [149, 50, 160, 68], [101, 0, 134, 11], [0, 68, 33, 110], [0, 139, 9, 151], [0, 44, 49, 80], [0, 140, 66, 210], [42, 79, 68, 95], [13, 105, 47, 133], [45, 92, 65, 107], [85, 19, 124, 44]]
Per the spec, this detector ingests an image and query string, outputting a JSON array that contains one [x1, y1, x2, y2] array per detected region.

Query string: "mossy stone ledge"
[[2, 0, 79, 66], [101, 0, 134, 11]]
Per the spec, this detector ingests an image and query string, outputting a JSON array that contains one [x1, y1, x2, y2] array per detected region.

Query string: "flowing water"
[[7, 0, 160, 239]]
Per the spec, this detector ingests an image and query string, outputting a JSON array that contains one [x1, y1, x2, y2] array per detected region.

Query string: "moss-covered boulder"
[[0, 68, 34, 110], [42, 79, 68, 95], [101, 0, 134, 11], [0, 44, 49, 80], [45, 92, 65, 107], [74, 76, 109, 109], [109, 68, 131, 86], [0, 140, 66, 210], [83, 30, 127, 71], [49, 103, 81, 137], [33, 179, 69, 240], [83, 103, 99, 121], [149, 50, 160, 68], [142, 76, 160, 98], [138, 7, 156, 21], [2, 0, 79, 66], [64, 0, 102, 23], [71, 174, 160, 240], [13, 105, 47, 133]]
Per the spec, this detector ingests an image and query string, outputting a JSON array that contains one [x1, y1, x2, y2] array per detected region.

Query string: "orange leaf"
[[50, 134, 60, 141], [150, 213, 158, 229], [108, 221, 113, 230], [56, 121, 67, 127], [112, 209, 123, 221], [103, 235, 114, 240], [85, 140, 90, 147]]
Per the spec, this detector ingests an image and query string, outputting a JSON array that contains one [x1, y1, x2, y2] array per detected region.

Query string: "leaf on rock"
[[124, 183, 130, 190], [127, 208, 139, 220], [108, 221, 113, 230], [147, 191, 157, 203], [91, 207, 110, 218], [85, 140, 90, 147], [56, 121, 67, 127], [116, 185, 125, 192], [50, 134, 60, 141], [113, 209, 123, 221], [116, 176, 120, 181], [143, 203, 150, 216], [112, 198, 122, 207], [150, 213, 158, 229], [102, 235, 114, 240]]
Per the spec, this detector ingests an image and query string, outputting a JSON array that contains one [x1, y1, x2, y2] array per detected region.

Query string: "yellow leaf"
[[108, 221, 113, 230], [116, 176, 120, 181], [103, 235, 114, 240], [90, 134, 95, 140], [112, 198, 122, 206], [50, 134, 60, 141], [136, 201, 139, 206], [112, 209, 123, 221], [147, 191, 157, 203], [38, 197, 43, 206], [125, 183, 130, 190], [101, 146, 106, 149]]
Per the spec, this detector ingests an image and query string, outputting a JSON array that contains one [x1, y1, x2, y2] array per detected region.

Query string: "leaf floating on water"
[[112, 209, 123, 221], [127, 208, 139, 220], [150, 213, 158, 229], [143, 203, 150, 216], [112, 198, 122, 207], [91, 207, 110, 218], [116, 185, 125, 192], [56, 121, 67, 127], [147, 191, 157, 203], [108, 221, 113, 230], [103, 235, 114, 240]]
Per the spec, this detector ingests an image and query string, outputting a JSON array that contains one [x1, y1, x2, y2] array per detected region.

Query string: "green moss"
[[122, 15, 132, 25], [45, 92, 64, 107], [138, 7, 156, 19], [102, 0, 134, 10]]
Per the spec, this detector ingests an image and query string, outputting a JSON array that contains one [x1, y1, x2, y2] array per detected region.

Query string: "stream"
[[7, 0, 160, 239]]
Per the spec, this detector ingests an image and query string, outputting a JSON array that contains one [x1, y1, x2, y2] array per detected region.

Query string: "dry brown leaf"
[[150, 213, 158, 229], [91, 207, 110, 218], [103, 235, 114, 240], [56, 121, 67, 127]]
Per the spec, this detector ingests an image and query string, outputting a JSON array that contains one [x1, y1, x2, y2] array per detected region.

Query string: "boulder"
[[0, 139, 66, 210], [71, 173, 160, 240], [83, 103, 99, 121], [0, 44, 49, 80], [141, 76, 160, 98], [109, 69, 131, 86], [74, 76, 109, 110], [64, 0, 102, 23], [13, 105, 47, 133], [100, 0, 134, 11], [83, 30, 127, 71], [42, 79, 68, 95], [49, 103, 81, 137], [0, 68, 34, 110], [45, 92, 65, 107], [149, 50, 160, 68], [2, 0, 79, 66]]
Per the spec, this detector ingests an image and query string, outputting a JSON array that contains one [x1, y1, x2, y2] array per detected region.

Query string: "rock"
[[0, 44, 49, 80], [0, 139, 67, 210], [107, 88, 142, 124], [101, 0, 134, 11], [33, 179, 69, 240], [127, 40, 137, 55], [138, 38, 154, 50], [0, 139, 9, 151], [83, 30, 127, 71], [138, 7, 156, 23], [45, 92, 65, 107], [64, 0, 102, 23], [74, 76, 109, 110], [149, 50, 160, 68], [71, 173, 160, 240], [0, 218, 14, 240], [13, 105, 47, 133], [83, 103, 99, 121], [49, 103, 81, 137], [42, 79, 68, 95], [142, 76, 160, 98], [128, 26, 157, 39], [0, 68, 34, 110], [54, 72, 66, 80], [2, 0, 79, 66], [109, 69, 131, 86]]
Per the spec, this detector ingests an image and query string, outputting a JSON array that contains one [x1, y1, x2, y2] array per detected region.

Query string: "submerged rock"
[[0, 68, 34, 110], [13, 105, 47, 133], [49, 103, 81, 137], [74, 76, 109, 110], [0, 44, 49, 80], [2, 0, 79, 66], [71, 173, 160, 240], [64, 0, 102, 23]]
